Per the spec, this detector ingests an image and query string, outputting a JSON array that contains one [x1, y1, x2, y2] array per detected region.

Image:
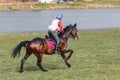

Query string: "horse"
[[12, 23, 79, 73]]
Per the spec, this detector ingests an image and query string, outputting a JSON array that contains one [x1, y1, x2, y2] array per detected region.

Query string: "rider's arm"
[[58, 21, 64, 33]]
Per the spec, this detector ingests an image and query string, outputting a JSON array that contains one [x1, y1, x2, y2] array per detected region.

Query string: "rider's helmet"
[[56, 14, 63, 20]]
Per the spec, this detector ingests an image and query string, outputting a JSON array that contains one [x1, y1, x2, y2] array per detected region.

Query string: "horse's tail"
[[12, 40, 30, 58]]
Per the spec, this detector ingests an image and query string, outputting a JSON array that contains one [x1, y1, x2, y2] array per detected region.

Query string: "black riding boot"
[[55, 42, 59, 54]]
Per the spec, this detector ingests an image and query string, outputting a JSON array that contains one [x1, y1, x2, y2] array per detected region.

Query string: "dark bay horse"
[[12, 23, 79, 73]]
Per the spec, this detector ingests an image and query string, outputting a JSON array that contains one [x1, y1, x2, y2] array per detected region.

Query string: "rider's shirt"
[[49, 19, 64, 33]]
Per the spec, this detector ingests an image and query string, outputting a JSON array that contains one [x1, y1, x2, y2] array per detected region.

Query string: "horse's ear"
[[69, 24, 72, 26], [73, 23, 77, 27]]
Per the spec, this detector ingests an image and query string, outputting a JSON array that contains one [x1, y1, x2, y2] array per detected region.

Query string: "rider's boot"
[[55, 45, 59, 54]]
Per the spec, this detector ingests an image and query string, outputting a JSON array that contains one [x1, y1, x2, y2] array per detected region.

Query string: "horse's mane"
[[64, 24, 72, 32], [58, 24, 73, 37]]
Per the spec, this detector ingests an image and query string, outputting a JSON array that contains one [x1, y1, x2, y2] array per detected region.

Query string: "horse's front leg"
[[61, 49, 73, 68], [66, 49, 73, 60]]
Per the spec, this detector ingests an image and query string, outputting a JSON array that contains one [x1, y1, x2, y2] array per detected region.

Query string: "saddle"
[[45, 35, 56, 49]]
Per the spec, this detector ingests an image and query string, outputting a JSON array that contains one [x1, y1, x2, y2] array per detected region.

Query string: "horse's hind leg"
[[36, 53, 48, 72], [20, 49, 32, 73]]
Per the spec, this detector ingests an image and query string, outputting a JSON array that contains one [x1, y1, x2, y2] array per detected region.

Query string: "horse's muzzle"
[[74, 37, 78, 40]]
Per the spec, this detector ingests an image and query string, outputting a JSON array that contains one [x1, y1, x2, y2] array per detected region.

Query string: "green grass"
[[0, 29, 120, 80]]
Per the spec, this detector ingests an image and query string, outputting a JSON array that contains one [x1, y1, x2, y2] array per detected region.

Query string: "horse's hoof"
[[42, 69, 48, 72], [20, 70, 24, 73], [67, 64, 71, 68]]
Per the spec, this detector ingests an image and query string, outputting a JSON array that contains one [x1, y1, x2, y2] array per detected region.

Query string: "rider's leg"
[[53, 34, 60, 53], [48, 30, 53, 39], [48, 30, 60, 54]]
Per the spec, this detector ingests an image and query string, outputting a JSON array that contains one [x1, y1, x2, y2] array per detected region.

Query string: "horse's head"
[[69, 23, 79, 40], [58, 23, 79, 41]]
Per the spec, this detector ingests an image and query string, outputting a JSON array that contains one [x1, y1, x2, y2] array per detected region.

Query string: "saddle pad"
[[46, 39, 55, 49]]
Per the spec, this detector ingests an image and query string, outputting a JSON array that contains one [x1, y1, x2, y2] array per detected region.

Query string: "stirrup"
[[55, 50, 59, 54]]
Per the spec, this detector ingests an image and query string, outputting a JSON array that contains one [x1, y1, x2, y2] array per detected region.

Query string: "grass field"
[[0, 29, 120, 80]]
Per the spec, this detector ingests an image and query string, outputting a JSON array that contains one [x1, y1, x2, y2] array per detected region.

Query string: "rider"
[[48, 14, 64, 54]]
